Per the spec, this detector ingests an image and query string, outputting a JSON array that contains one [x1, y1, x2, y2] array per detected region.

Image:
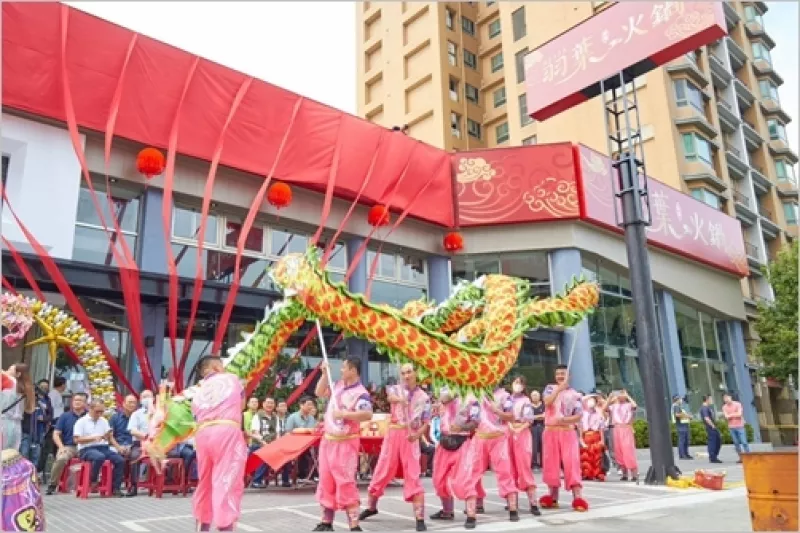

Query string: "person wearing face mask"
[[671, 395, 693, 460], [579, 393, 606, 481], [125, 389, 154, 497], [452, 383, 519, 529], [428, 386, 479, 523], [508, 377, 541, 516], [605, 390, 639, 481]]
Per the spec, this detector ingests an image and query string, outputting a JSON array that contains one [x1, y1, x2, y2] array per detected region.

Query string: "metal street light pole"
[[601, 71, 681, 485]]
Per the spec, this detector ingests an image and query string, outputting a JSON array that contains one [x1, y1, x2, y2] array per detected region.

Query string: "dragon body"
[[146, 248, 598, 457], [1, 248, 599, 457]]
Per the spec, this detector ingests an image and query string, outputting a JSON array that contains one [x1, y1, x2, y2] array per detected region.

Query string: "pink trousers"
[[433, 446, 463, 499], [368, 427, 423, 502], [316, 437, 361, 511], [542, 427, 582, 491], [510, 428, 536, 492], [193, 425, 247, 528], [452, 434, 516, 500], [612, 425, 639, 471]]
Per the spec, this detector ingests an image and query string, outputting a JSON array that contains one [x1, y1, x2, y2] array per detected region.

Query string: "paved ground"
[[43, 445, 752, 532]]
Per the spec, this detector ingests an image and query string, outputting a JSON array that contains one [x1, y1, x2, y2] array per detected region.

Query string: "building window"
[[515, 48, 528, 84], [512, 7, 526, 41], [463, 49, 478, 69], [751, 42, 772, 64], [767, 119, 787, 141], [519, 93, 532, 126], [467, 119, 482, 139], [73, 181, 142, 267], [461, 16, 476, 36], [171, 208, 346, 287], [522, 135, 537, 146], [486, 0, 496, 6], [490, 52, 504, 73], [488, 19, 501, 39], [681, 133, 714, 166], [448, 41, 458, 66], [451, 112, 462, 138], [783, 202, 798, 225], [465, 83, 480, 104], [495, 122, 509, 144], [453, 253, 549, 296], [758, 80, 779, 102], [366, 250, 428, 308], [445, 8, 455, 30], [674, 79, 705, 113], [449, 77, 459, 101], [744, 5, 764, 25], [691, 188, 721, 210], [1, 155, 8, 190], [775, 160, 796, 184], [493, 86, 506, 107]]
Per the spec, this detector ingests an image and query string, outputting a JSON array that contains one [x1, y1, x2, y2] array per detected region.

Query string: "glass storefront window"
[[369, 280, 426, 308], [675, 301, 704, 359], [452, 253, 549, 297], [701, 314, 720, 360], [73, 182, 141, 266], [509, 338, 560, 393], [173, 206, 218, 244], [683, 358, 714, 413], [452, 257, 500, 281], [271, 229, 308, 256], [73, 226, 137, 267]]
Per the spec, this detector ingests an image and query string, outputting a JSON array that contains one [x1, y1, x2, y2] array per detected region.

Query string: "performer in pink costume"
[[508, 377, 541, 516], [361, 364, 431, 532], [313, 357, 373, 532], [429, 386, 479, 522], [606, 390, 639, 482], [539, 365, 588, 512], [453, 386, 519, 530], [190, 356, 248, 532]]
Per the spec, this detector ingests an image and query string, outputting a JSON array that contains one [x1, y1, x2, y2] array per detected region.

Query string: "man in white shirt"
[[124, 389, 154, 497], [73, 400, 125, 496], [48, 377, 66, 421]]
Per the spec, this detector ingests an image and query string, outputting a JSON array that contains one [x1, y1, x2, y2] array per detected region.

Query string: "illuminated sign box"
[[525, 2, 727, 121]]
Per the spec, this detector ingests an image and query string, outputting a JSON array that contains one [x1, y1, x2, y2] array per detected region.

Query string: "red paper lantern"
[[136, 147, 165, 179], [267, 182, 293, 209], [443, 231, 464, 253], [368, 204, 390, 227]]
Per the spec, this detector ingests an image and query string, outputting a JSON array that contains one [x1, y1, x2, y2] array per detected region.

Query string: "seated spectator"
[[248, 398, 277, 488], [166, 437, 197, 484], [125, 390, 153, 496], [109, 394, 139, 497], [73, 400, 124, 497], [45, 392, 87, 495], [285, 397, 318, 481]]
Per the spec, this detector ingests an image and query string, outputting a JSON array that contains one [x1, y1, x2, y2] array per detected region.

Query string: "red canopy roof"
[[2, 2, 455, 227]]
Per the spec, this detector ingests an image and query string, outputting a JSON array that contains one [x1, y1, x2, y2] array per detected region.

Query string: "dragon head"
[[270, 252, 320, 297]]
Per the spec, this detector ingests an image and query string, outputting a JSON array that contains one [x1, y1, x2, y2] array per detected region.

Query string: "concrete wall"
[[2, 113, 84, 259]]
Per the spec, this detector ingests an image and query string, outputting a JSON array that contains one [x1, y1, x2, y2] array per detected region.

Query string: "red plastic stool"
[[140, 458, 185, 498], [75, 460, 114, 499], [58, 457, 82, 493]]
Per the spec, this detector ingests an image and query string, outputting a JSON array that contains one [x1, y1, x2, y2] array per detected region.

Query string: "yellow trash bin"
[[741, 451, 798, 531]]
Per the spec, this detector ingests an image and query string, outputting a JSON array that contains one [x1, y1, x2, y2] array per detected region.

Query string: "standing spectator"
[[276, 401, 291, 487], [285, 397, 318, 480], [606, 390, 639, 482], [21, 381, 52, 469], [242, 397, 260, 446], [73, 400, 125, 496], [125, 389, 154, 497], [699, 395, 722, 464], [40, 377, 67, 474], [529, 390, 545, 469], [1, 364, 35, 451], [722, 393, 749, 463], [45, 392, 87, 494], [248, 397, 277, 488], [671, 395, 693, 459]]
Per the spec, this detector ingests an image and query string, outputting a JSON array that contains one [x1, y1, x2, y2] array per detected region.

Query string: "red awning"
[[1, 2, 455, 227]]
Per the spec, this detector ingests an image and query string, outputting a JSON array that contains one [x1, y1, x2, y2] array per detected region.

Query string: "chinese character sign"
[[525, 2, 726, 121], [577, 145, 748, 277]]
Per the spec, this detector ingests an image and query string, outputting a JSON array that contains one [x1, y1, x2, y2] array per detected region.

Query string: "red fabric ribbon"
[[162, 57, 201, 391], [178, 77, 254, 382], [211, 97, 305, 356]]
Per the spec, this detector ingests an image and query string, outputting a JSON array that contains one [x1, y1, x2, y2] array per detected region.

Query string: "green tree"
[[755, 240, 799, 381]]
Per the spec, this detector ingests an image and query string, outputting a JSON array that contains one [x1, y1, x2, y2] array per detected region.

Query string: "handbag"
[[439, 434, 468, 452]]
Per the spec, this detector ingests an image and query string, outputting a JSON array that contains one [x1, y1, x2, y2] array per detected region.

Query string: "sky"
[[69, 1, 798, 152]]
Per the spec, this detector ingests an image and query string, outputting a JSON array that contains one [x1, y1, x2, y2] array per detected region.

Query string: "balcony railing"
[[734, 189, 751, 207], [744, 241, 760, 257]]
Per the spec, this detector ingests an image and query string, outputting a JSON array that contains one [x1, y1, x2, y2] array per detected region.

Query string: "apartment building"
[[357, 1, 798, 442]]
